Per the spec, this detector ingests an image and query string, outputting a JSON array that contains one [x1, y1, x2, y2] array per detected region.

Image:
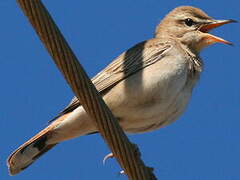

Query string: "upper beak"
[[199, 19, 237, 45]]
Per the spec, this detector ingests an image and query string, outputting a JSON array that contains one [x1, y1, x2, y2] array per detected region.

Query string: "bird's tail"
[[7, 124, 58, 175]]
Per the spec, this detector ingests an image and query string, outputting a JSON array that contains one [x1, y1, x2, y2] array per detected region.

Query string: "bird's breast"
[[104, 51, 199, 133]]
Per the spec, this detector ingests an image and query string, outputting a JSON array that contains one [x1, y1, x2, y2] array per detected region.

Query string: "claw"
[[103, 152, 114, 165], [119, 170, 125, 175]]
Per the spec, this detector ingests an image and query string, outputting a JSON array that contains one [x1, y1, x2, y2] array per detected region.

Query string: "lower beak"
[[199, 19, 237, 45]]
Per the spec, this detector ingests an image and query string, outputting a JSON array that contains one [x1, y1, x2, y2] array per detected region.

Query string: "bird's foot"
[[118, 170, 126, 176], [103, 152, 114, 165]]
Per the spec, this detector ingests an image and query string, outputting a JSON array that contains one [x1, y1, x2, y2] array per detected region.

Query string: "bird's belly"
[[52, 55, 198, 140], [105, 58, 195, 133], [117, 85, 193, 133]]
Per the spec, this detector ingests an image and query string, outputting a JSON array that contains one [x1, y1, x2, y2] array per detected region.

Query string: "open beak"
[[199, 19, 237, 45]]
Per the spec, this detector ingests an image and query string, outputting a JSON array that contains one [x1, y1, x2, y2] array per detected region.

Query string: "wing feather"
[[57, 39, 171, 116]]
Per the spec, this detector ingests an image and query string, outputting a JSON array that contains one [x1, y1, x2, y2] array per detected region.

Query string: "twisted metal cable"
[[16, 0, 157, 179]]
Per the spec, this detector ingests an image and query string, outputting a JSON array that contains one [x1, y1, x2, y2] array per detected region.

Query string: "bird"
[[7, 6, 236, 175]]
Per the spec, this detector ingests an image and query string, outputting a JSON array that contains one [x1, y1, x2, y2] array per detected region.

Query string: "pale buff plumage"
[[7, 6, 235, 175]]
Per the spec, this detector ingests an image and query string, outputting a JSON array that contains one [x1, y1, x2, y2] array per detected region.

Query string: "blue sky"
[[1, 1, 239, 180]]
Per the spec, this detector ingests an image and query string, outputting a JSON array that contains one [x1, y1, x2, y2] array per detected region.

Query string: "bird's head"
[[155, 6, 236, 53]]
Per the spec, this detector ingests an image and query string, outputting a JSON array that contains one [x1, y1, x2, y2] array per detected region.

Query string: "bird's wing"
[[57, 39, 171, 117]]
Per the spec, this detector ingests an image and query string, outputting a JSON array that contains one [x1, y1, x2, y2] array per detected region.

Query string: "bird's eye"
[[184, 18, 194, 26]]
